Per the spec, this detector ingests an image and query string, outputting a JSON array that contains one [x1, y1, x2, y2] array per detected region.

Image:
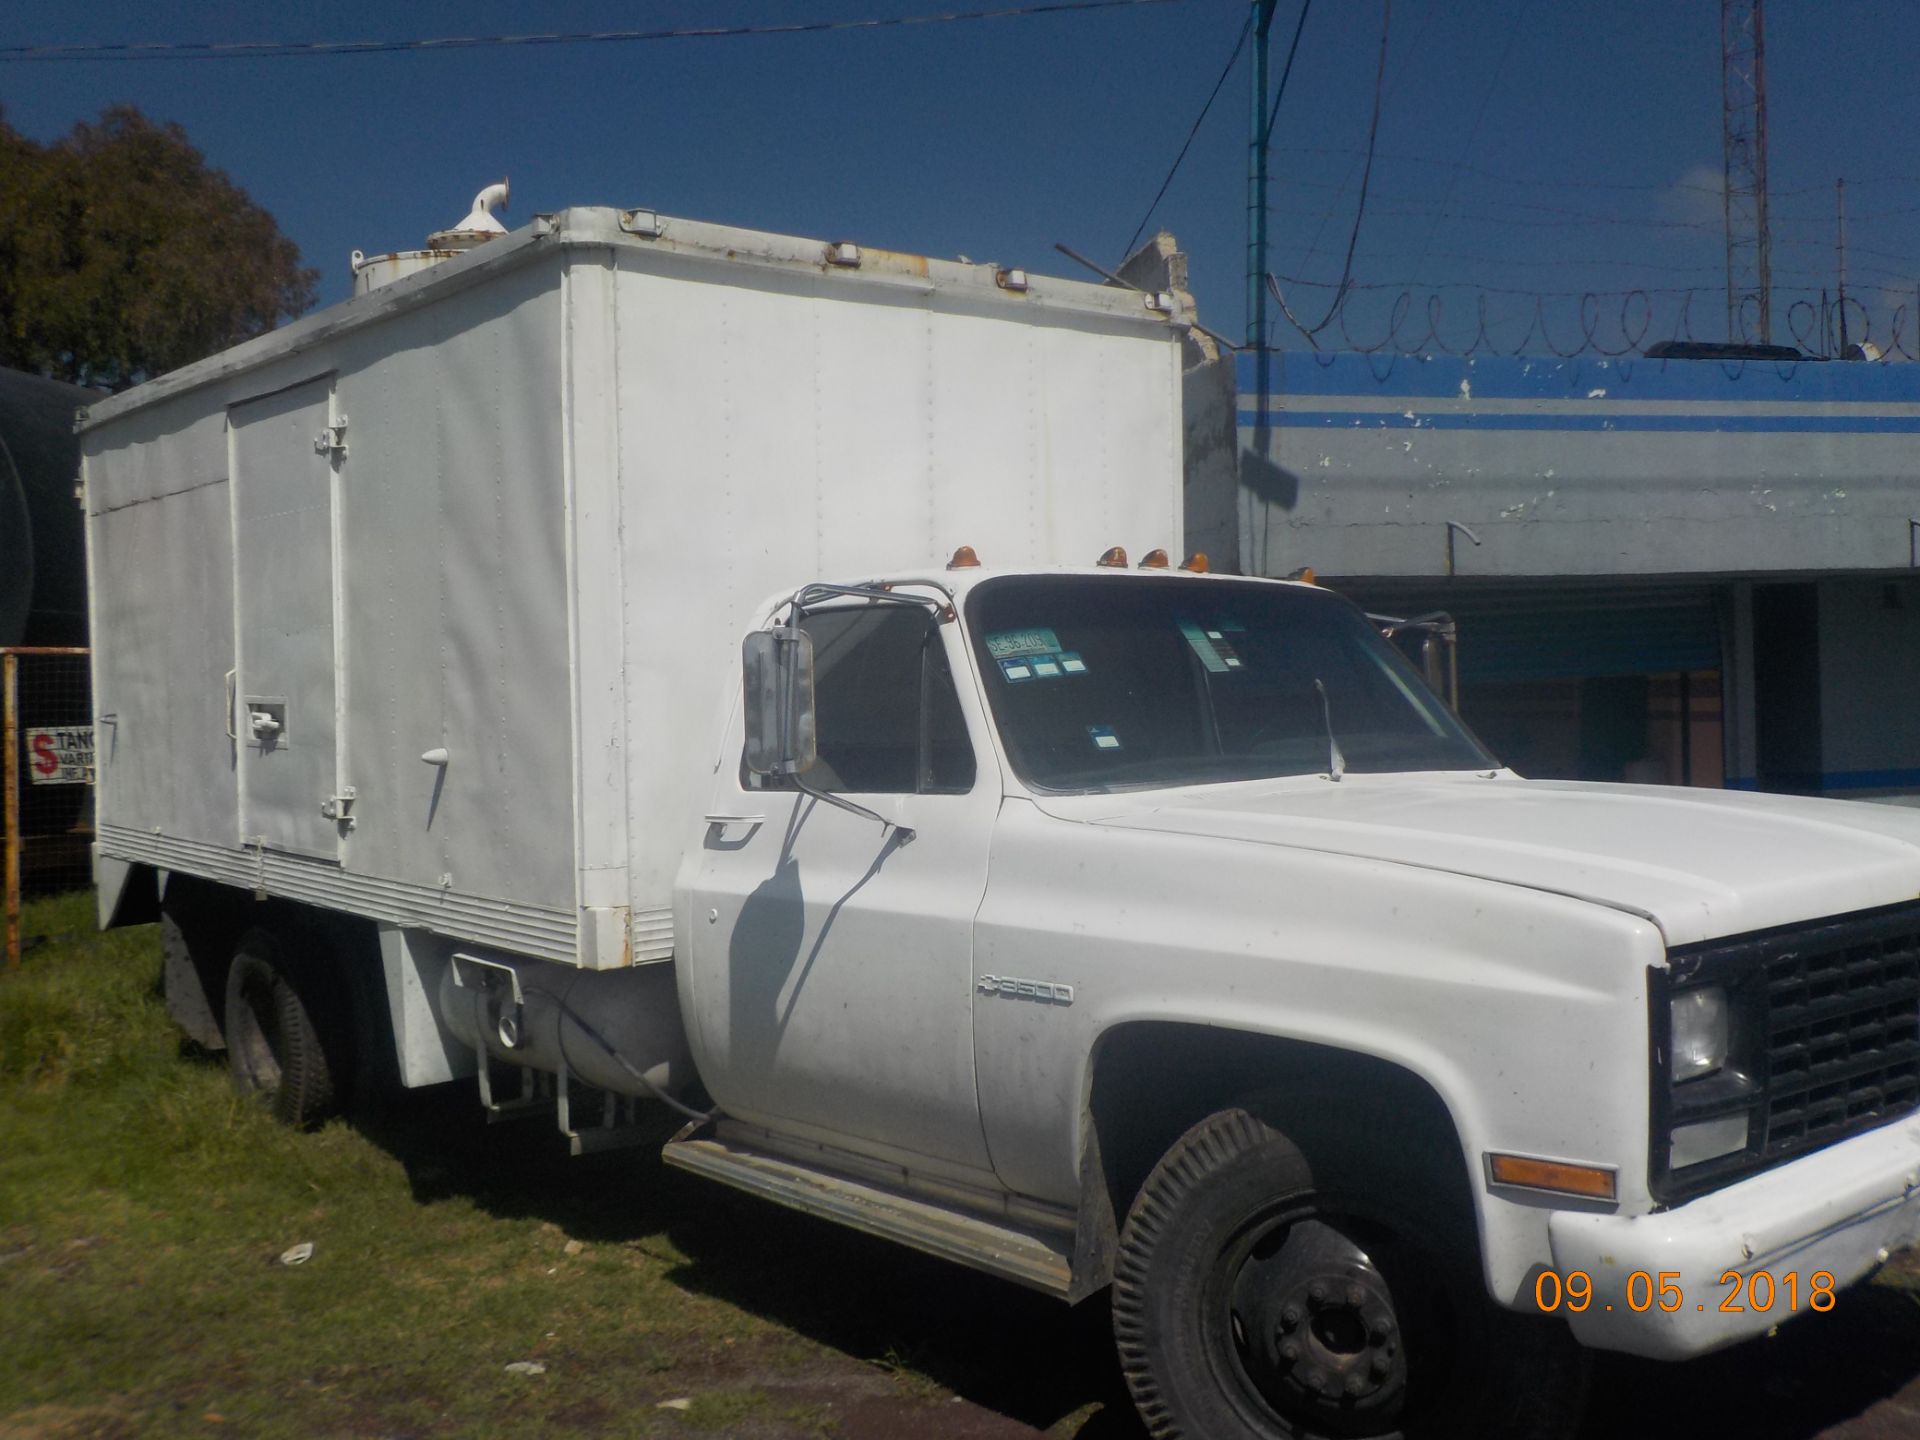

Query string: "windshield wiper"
[[1312, 678, 1346, 782]]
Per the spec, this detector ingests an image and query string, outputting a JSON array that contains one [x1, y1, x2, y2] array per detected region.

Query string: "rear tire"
[[1112, 1106, 1585, 1440], [223, 928, 338, 1128]]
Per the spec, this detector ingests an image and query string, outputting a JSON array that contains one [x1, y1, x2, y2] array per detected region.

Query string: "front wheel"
[[1112, 1107, 1584, 1440]]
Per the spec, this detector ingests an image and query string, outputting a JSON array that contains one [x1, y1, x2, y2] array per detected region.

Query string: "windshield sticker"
[[987, 628, 1063, 659], [999, 648, 1085, 683], [1178, 620, 1232, 673], [1087, 725, 1122, 751]]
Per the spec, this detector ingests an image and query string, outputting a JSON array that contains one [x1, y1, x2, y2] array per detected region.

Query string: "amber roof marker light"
[[947, 545, 981, 570], [1138, 548, 1170, 569], [1179, 552, 1209, 573], [1096, 546, 1128, 568]]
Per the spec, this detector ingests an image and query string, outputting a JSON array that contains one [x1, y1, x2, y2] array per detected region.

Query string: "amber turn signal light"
[[1287, 566, 1317, 585], [1487, 1154, 1617, 1201], [1138, 548, 1170, 569], [1096, 546, 1128, 568], [947, 545, 981, 569], [1179, 551, 1209, 573]]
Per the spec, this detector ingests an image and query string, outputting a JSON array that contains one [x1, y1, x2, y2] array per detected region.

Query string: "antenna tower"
[[1721, 0, 1772, 343]]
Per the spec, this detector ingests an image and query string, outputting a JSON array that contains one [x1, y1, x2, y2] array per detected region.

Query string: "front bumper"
[[1547, 1113, 1920, 1360]]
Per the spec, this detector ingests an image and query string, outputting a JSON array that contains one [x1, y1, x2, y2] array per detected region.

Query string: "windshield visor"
[[966, 575, 1495, 793]]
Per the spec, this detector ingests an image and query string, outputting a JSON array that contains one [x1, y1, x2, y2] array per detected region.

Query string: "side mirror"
[[742, 625, 816, 776]]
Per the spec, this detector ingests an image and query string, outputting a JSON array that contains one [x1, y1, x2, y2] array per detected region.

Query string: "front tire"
[[1112, 1106, 1584, 1440], [223, 928, 338, 1128]]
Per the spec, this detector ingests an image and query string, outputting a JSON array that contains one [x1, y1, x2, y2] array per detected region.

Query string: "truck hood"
[[1039, 774, 1920, 947]]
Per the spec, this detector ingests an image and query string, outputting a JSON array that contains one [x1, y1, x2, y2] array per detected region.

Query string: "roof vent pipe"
[[352, 178, 511, 296], [427, 179, 510, 250]]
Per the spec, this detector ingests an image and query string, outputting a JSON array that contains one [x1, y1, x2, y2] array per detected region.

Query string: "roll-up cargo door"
[[230, 378, 344, 861], [1448, 588, 1721, 686]]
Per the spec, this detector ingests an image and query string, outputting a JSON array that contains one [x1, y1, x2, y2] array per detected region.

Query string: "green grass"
[[0, 894, 1116, 1440]]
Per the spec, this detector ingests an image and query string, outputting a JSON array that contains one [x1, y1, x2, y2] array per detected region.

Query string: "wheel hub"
[[1231, 1217, 1409, 1426]]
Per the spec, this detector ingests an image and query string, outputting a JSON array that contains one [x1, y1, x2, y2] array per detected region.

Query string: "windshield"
[[966, 574, 1495, 793]]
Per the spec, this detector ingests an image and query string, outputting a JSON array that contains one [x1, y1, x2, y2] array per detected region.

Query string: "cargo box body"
[[81, 208, 1185, 969]]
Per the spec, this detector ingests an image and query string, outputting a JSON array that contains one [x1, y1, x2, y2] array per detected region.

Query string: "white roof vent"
[[427, 180, 510, 250], [352, 179, 512, 297]]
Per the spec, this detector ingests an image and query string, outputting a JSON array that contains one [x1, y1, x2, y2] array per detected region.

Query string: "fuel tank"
[[437, 951, 696, 1102]]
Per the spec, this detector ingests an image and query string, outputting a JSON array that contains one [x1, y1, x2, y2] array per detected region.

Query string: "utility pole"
[[1721, 0, 1773, 343], [1246, 0, 1279, 353]]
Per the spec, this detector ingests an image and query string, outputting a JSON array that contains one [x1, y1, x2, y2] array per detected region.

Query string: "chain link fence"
[[4, 647, 93, 967]]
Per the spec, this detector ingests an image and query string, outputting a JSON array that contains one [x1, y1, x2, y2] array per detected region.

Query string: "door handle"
[[224, 669, 237, 740], [704, 813, 765, 826]]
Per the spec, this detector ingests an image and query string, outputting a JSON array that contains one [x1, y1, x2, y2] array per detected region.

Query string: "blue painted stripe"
[[1814, 767, 1920, 791], [1235, 351, 1920, 406], [1235, 409, 1920, 434], [1725, 770, 1920, 792]]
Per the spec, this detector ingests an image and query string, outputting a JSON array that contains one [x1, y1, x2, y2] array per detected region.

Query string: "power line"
[[1291, 0, 1392, 336], [1409, 0, 1530, 275], [1273, 144, 1723, 194], [1260, 0, 1315, 146], [0, 0, 1185, 63], [1121, 10, 1250, 261]]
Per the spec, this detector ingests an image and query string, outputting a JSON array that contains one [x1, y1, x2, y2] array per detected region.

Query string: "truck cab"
[[669, 553, 1920, 1439]]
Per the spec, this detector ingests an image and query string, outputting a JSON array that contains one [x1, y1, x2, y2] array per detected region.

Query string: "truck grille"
[[1658, 900, 1920, 1201], [1760, 917, 1920, 1156]]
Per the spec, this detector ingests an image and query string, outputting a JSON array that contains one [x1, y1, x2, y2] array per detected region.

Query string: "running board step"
[[662, 1132, 1073, 1298]]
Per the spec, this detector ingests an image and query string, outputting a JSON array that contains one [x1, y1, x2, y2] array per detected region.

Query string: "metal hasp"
[[1721, 0, 1772, 343], [312, 416, 348, 459], [319, 784, 357, 831]]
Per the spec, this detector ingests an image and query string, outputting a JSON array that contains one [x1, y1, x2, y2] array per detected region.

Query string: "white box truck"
[[83, 195, 1920, 1440]]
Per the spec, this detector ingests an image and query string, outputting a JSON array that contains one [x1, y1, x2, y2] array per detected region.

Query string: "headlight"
[[1670, 986, 1729, 1081]]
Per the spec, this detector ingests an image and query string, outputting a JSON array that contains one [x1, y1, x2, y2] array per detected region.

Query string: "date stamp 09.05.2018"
[[1531, 1268, 1837, 1316]]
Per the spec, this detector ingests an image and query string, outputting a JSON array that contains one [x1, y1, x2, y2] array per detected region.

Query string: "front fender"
[[973, 799, 1660, 1304]]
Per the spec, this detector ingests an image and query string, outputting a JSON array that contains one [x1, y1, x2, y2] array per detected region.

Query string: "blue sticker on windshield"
[[999, 657, 1036, 683], [1058, 651, 1087, 674], [1087, 725, 1122, 751]]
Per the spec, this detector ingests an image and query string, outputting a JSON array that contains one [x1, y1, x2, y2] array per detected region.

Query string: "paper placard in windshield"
[[1087, 725, 1122, 751], [997, 649, 1087, 683], [986, 628, 1063, 659], [1179, 620, 1244, 673]]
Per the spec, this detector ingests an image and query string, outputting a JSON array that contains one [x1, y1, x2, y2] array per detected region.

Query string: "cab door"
[[686, 601, 997, 1173]]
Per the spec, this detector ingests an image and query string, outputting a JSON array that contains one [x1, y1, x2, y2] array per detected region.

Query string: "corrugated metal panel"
[[1454, 601, 1721, 684], [1351, 585, 1722, 685]]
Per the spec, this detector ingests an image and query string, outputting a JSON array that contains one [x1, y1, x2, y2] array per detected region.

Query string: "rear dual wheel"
[[223, 927, 339, 1129], [1113, 1107, 1585, 1440]]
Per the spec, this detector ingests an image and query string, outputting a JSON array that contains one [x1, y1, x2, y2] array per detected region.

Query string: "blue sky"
[[6, 0, 1919, 356]]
